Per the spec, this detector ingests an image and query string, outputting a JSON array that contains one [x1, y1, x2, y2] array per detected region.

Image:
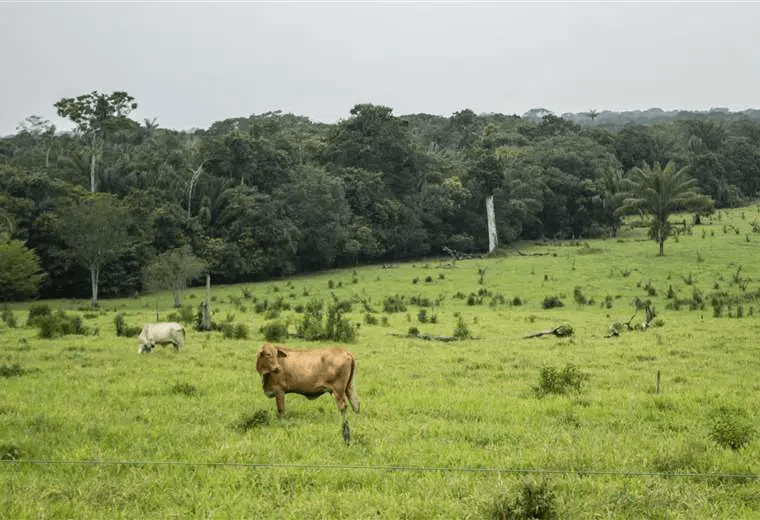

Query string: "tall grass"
[[1, 207, 759, 518]]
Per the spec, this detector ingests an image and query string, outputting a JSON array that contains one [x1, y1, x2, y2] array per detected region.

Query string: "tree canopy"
[[8, 95, 760, 300], [617, 161, 713, 255]]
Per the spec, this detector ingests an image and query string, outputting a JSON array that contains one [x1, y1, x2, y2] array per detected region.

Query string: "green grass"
[[2, 207, 760, 518]]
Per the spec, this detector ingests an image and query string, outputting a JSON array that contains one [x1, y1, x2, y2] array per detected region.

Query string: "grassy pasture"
[[2, 206, 760, 518]]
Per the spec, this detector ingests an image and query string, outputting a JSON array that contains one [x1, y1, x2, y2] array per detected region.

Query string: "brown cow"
[[255, 343, 360, 418]]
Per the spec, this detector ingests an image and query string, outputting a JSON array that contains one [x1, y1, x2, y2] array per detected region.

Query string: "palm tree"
[[617, 161, 712, 255]]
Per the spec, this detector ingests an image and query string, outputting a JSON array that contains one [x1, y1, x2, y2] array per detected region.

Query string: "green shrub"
[[218, 322, 249, 340], [573, 287, 593, 305], [410, 295, 433, 307], [709, 406, 755, 450], [493, 479, 557, 520], [296, 299, 357, 342], [542, 296, 564, 309], [0, 442, 22, 461], [0, 239, 45, 301], [167, 306, 195, 324], [37, 310, 88, 339], [233, 410, 270, 433], [453, 316, 471, 340], [26, 302, 51, 327], [534, 364, 587, 397], [261, 321, 288, 342], [383, 295, 407, 313], [264, 308, 281, 320], [1, 304, 17, 328], [325, 302, 356, 343], [297, 298, 325, 340], [0, 363, 25, 378], [114, 313, 142, 337], [363, 313, 378, 326], [171, 382, 199, 397]]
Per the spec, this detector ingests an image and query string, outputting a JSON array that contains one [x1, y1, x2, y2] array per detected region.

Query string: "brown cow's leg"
[[334, 387, 348, 413], [347, 357, 360, 413], [341, 409, 351, 446], [347, 378, 360, 413], [275, 392, 285, 416]]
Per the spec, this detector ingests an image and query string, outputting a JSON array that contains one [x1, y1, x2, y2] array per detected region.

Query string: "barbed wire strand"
[[1, 459, 757, 480]]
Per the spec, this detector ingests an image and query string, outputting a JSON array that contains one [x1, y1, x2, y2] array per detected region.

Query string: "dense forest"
[[2, 91, 760, 302]]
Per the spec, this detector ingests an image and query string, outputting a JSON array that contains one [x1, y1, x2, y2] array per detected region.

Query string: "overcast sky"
[[2, 1, 759, 136]]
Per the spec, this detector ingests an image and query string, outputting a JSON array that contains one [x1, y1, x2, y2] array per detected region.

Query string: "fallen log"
[[523, 324, 574, 339], [389, 331, 464, 342]]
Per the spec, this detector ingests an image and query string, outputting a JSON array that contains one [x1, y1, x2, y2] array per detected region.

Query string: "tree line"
[[2, 91, 758, 303]]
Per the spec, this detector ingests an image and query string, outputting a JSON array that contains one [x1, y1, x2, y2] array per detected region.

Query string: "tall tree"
[[54, 91, 138, 192], [0, 238, 45, 301], [324, 104, 421, 199], [143, 245, 205, 307], [617, 161, 713, 255], [53, 193, 137, 306], [16, 115, 56, 169]]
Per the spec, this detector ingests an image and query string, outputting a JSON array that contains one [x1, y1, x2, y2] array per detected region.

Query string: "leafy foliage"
[[1, 304, 17, 328], [53, 193, 137, 305], [296, 298, 357, 342], [494, 480, 558, 520], [113, 313, 141, 337], [260, 321, 289, 342], [534, 364, 588, 397], [617, 161, 713, 255], [0, 239, 45, 301], [709, 406, 755, 450], [15, 101, 760, 301], [143, 245, 205, 307]]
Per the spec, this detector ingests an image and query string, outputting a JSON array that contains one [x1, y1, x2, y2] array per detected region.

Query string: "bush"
[[0, 239, 45, 301], [0, 442, 22, 461], [218, 322, 249, 340], [36, 310, 89, 339], [709, 406, 755, 450], [383, 295, 407, 313], [296, 298, 357, 342], [233, 410, 270, 433], [1, 304, 17, 328], [26, 302, 51, 327], [573, 287, 593, 305], [114, 313, 142, 337], [166, 306, 195, 324], [171, 382, 199, 397], [493, 479, 557, 520], [534, 364, 587, 397], [542, 296, 564, 309], [261, 321, 289, 342], [297, 299, 325, 340], [325, 302, 356, 343], [0, 363, 25, 377], [453, 316, 471, 340]]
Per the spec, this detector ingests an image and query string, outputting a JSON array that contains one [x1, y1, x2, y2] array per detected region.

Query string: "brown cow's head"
[[255, 343, 286, 375]]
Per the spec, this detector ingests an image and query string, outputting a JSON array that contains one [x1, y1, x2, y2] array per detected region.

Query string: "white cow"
[[138, 322, 185, 353]]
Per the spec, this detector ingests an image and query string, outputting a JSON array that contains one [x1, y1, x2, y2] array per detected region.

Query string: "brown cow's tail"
[[347, 354, 360, 413]]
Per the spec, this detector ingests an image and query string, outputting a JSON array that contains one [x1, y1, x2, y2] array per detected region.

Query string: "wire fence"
[[2, 459, 757, 480]]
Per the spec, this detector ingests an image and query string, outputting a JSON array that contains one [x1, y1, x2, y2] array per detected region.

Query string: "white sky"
[[2, 1, 759, 136]]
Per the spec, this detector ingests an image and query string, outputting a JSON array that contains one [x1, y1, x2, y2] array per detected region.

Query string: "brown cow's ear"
[[276, 348, 287, 358]]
